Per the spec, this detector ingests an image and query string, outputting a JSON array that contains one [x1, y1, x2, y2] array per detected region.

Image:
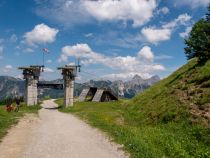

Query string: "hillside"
[[57, 58, 210, 158], [129, 58, 210, 126]]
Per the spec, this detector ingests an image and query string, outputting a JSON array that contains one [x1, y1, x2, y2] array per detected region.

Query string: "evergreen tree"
[[184, 4, 210, 62]]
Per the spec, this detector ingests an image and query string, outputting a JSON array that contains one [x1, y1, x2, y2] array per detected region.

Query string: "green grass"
[[55, 58, 210, 158], [0, 103, 41, 141], [56, 100, 210, 158]]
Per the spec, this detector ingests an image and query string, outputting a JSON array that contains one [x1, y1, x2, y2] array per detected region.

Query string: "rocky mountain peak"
[[132, 75, 143, 80], [150, 75, 160, 80]]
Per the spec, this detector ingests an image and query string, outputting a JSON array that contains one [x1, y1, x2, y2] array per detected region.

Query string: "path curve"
[[0, 100, 128, 158]]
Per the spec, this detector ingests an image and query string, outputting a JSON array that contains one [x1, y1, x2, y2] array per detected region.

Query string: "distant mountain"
[[77, 75, 160, 98], [0, 75, 160, 100], [115, 75, 160, 98], [0, 76, 25, 99]]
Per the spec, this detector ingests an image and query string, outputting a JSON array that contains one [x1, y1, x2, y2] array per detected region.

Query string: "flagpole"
[[43, 51, 45, 67], [42, 48, 49, 71]]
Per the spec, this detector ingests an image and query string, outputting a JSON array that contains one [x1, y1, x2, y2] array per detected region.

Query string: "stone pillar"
[[19, 65, 43, 106], [64, 78, 74, 107], [25, 77, 38, 106], [58, 65, 80, 107]]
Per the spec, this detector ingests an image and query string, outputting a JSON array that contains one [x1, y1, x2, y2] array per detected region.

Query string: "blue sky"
[[0, 0, 209, 82]]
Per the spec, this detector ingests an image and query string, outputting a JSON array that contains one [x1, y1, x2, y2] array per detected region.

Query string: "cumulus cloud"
[[3, 65, 13, 73], [83, 0, 157, 27], [24, 23, 59, 46], [138, 46, 154, 62], [141, 28, 171, 45], [35, 0, 157, 27], [59, 43, 165, 80], [58, 44, 92, 62], [141, 13, 192, 44]]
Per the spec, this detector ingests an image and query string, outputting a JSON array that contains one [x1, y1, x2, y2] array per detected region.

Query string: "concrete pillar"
[[25, 77, 38, 106], [58, 65, 80, 107], [19, 65, 43, 106], [64, 78, 74, 107]]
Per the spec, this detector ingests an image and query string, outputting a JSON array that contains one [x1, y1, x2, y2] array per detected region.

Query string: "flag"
[[42, 48, 50, 53]]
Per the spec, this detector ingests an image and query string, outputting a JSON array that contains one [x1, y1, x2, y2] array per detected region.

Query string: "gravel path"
[[0, 100, 128, 158]]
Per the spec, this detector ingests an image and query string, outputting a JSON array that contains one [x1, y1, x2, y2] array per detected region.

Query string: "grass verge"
[[55, 99, 210, 158], [0, 103, 41, 141]]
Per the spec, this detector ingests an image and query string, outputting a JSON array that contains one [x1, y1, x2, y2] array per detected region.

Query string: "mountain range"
[[0, 75, 160, 100]]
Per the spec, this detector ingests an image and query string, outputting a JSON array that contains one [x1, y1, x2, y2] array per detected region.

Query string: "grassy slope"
[[0, 103, 41, 141], [56, 58, 210, 158]]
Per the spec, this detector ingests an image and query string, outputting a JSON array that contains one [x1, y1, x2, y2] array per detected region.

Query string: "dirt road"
[[0, 100, 128, 158]]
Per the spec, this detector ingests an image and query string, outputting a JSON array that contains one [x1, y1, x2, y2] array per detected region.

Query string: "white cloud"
[[138, 46, 154, 62], [59, 44, 92, 62], [59, 43, 165, 80], [44, 67, 54, 73], [35, 1, 92, 27], [173, 0, 210, 8], [162, 14, 192, 29], [35, 0, 157, 27], [3, 65, 13, 73], [157, 7, 170, 15], [83, 0, 157, 27], [141, 28, 171, 45], [24, 23, 59, 46], [141, 13, 192, 44], [179, 26, 192, 38]]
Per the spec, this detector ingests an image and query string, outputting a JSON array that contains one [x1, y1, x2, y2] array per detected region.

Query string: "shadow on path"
[[43, 106, 62, 110]]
